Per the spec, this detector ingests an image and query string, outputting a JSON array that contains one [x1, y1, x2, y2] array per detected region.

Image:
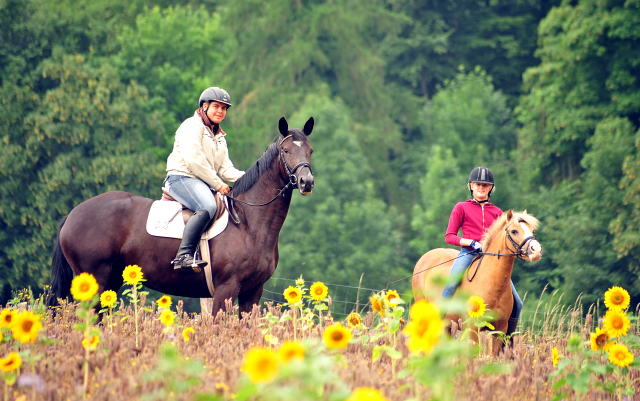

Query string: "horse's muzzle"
[[526, 239, 542, 262], [298, 172, 314, 195]]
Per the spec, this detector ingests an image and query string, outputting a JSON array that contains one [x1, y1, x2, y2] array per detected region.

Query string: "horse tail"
[[46, 216, 73, 308]]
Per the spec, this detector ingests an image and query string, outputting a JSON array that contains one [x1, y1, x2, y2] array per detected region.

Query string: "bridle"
[[467, 221, 537, 281], [278, 135, 313, 189], [226, 135, 312, 207]]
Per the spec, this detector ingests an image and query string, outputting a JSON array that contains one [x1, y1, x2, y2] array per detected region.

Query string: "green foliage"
[[0, 54, 164, 294], [516, 0, 640, 304], [112, 5, 230, 159]]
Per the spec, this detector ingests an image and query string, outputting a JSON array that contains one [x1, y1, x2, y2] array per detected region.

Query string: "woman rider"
[[442, 166, 523, 339], [164, 87, 245, 270]]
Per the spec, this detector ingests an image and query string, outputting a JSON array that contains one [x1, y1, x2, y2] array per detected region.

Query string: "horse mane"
[[481, 210, 539, 247], [231, 129, 308, 195]]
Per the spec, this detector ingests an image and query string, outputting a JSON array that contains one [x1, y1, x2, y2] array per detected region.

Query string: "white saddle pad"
[[146, 200, 228, 239]]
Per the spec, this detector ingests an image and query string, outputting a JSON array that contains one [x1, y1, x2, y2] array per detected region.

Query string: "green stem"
[[133, 285, 139, 348], [83, 303, 91, 398], [292, 306, 297, 342]]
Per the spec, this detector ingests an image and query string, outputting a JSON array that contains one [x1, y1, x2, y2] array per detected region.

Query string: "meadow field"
[[0, 274, 637, 401]]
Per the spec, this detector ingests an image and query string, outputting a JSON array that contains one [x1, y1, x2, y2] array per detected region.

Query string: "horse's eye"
[[283, 148, 290, 154], [310, 148, 314, 154], [511, 230, 518, 235]]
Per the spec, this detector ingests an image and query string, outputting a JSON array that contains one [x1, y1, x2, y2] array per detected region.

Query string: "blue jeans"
[[164, 175, 217, 218], [441, 248, 523, 319]]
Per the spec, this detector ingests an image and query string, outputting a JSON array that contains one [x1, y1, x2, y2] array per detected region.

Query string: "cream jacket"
[[166, 112, 244, 190]]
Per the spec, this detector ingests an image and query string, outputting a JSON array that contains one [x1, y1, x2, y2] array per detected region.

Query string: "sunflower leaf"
[[372, 345, 385, 363]]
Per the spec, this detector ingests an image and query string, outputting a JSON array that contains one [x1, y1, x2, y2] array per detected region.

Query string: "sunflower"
[[82, 334, 100, 350], [552, 347, 559, 366], [157, 295, 172, 309], [604, 309, 630, 338], [70, 273, 99, 301], [278, 341, 305, 362], [182, 327, 195, 342], [608, 343, 634, 368], [100, 290, 118, 308], [346, 387, 390, 401], [604, 286, 630, 311], [309, 282, 329, 301], [346, 312, 362, 327], [0, 352, 22, 373], [384, 290, 400, 307], [160, 309, 175, 326], [0, 309, 16, 328], [590, 327, 614, 352], [323, 323, 353, 349], [122, 265, 143, 285], [295, 276, 305, 287], [283, 286, 302, 304], [243, 347, 279, 383], [370, 295, 384, 317], [404, 300, 442, 354], [10, 311, 43, 344], [467, 296, 486, 318]]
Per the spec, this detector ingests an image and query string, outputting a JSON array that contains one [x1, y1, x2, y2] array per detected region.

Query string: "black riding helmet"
[[468, 166, 495, 202], [198, 87, 232, 109]]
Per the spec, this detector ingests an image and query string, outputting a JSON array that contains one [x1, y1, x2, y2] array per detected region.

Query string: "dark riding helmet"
[[468, 166, 495, 201], [198, 87, 232, 108], [468, 166, 494, 185]]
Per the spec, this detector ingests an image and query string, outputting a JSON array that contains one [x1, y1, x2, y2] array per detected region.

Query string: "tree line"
[[1, 0, 639, 309]]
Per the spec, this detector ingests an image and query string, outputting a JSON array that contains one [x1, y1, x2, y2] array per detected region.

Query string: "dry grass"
[[1, 294, 638, 401]]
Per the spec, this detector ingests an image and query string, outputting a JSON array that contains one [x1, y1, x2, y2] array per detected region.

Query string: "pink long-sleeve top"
[[445, 199, 503, 249]]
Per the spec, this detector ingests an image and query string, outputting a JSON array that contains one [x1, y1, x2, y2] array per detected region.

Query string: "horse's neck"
[[484, 231, 516, 288], [237, 161, 292, 234]]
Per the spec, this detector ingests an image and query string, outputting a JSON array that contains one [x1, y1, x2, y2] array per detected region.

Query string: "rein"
[[226, 135, 312, 207]]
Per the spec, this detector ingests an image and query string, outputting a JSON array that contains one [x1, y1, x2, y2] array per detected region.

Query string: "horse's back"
[[412, 248, 458, 301]]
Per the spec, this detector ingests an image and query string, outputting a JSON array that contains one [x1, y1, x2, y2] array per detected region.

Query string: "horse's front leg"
[[238, 286, 264, 317], [211, 281, 240, 318]]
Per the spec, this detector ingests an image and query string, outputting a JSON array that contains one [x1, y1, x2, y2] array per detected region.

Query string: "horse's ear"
[[278, 117, 288, 137], [506, 209, 513, 221], [523, 209, 528, 214], [303, 117, 314, 136]]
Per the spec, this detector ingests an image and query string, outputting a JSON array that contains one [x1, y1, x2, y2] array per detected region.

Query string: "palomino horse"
[[47, 117, 314, 317], [412, 210, 542, 353]]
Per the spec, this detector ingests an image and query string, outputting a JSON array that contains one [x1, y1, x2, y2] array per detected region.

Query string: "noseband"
[[278, 135, 313, 188]]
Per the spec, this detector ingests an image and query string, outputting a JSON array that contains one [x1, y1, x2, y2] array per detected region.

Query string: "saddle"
[[161, 187, 226, 227]]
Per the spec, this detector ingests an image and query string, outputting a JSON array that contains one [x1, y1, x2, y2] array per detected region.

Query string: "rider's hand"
[[470, 240, 483, 252], [218, 184, 231, 195]]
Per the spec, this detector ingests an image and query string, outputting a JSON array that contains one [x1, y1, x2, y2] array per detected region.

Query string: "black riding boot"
[[171, 209, 211, 270], [504, 317, 519, 350]]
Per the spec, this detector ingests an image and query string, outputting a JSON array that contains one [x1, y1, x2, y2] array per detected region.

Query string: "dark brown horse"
[[47, 117, 314, 317]]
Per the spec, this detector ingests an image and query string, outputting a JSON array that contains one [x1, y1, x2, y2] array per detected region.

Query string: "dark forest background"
[[2, 0, 640, 313]]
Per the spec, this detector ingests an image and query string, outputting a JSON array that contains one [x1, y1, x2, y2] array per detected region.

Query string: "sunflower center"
[[595, 334, 606, 347], [4, 316, 11, 323], [129, 272, 137, 279], [613, 295, 622, 303], [22, 320, 33, 332], [471, 303, 480, 312], [80, 282, 90, 292], [415, 319, 431, 337], [612, 317, 623, 329], [616, 351, 624, 360], [257, 358, 273, 372], [331, 331, 344, 341]]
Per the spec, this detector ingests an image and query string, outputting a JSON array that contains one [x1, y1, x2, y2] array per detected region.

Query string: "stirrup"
[[172, 253, 207, 271]]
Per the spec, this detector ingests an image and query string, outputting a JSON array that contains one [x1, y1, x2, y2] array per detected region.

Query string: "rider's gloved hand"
[[470, 240, 483, 252]]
